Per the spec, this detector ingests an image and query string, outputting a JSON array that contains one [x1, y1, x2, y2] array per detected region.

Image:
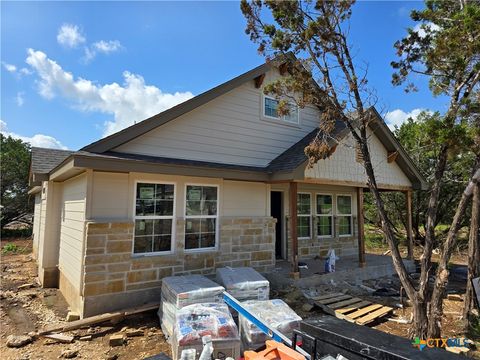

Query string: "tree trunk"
[[412, 297, 429, 339], [463, 180, 480, 321], [427, 163, 480, 338]]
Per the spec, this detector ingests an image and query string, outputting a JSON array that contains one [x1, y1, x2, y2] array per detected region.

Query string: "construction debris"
[[239, 299, 302, 350], [60, 349, 79, 358], [40, 302, 158, 335], [447, 294, 463, 302], [126, 329, 144, 337], [66, 311, 80, 322], [172, 303, 240, 360], [158, 275, 224, 339], [17, 283, 34, 290], [6, 334, 33, 348], [216, 267, 270, 302], [79, 335, 92, 341], [42, 333, 75, 343], [109, 334, 126, 347]]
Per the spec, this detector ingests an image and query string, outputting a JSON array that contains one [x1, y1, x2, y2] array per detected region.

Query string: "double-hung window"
[[337, 195, 352, 236], [263, 96, 299, 124], [134, 183, 174, 254], [297, 193, 311, 238], [316, 194, 333, 237], [185, 185, 218, 250]]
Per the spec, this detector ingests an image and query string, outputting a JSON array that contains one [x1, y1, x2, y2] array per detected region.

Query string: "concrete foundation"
[[265, 254, 416, 290]]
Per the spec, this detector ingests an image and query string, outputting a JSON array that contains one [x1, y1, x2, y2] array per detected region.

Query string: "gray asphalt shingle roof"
[[30, 147, 74, 174]]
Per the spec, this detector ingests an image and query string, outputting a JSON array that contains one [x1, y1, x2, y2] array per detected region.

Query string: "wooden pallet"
[[312, 293, 392, 325]]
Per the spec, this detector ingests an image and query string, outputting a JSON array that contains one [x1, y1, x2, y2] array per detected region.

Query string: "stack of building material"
[[239, 299, 302, 351], [158, 275, 225, 339], [216, 267, 270, 302], [171, 303, 241, 360]]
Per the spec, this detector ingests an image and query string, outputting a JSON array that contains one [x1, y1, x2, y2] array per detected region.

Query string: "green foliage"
[[0, 134, 32, 228], [1, 227, 33, 239], [2, 243, 18, 254]]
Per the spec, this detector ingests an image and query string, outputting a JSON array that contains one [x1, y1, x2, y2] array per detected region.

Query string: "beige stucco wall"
[[305, 129, 412, 189], [58, 173, 87, 313], [113, 68, 321, 167], [90, 172, 270, 220]]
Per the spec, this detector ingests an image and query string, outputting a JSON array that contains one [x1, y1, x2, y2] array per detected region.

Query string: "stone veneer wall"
[[79, 216, 275, 317], [288, 216, 358, 259]]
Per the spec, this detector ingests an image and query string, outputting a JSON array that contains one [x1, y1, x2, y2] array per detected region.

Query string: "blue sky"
[[1, 1, 445, 150]]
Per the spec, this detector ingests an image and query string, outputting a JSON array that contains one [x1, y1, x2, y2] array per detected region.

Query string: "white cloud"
[[82, 40, 123, 63], [93, 40, 122, 54], [2, 62, 17, 73], [413, 22, 440, 38], [0, 120, 68, 149], [15, 92, 25, 107], [57, 24, 86, 48], [25, 49, 193, 136], [385, 108, 429, 130]]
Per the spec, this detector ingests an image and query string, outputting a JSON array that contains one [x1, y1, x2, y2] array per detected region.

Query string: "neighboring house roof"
[[30, 147, 74, 174]]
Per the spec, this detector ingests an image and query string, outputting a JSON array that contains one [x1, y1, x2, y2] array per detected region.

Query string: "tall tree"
[[392, 0, 480, 337], [0, 134, 32, 228], [241, 0, 479, 338]]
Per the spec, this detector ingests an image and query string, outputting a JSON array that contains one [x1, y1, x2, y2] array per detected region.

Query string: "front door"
[[270, 191, 283, 259]]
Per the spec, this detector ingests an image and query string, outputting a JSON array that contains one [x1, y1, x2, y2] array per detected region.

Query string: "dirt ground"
[[1, 238, 479, 359], [0, 239, 171, 360]]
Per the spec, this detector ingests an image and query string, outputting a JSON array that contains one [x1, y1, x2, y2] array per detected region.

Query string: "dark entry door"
[[270, 191, 283, 259]]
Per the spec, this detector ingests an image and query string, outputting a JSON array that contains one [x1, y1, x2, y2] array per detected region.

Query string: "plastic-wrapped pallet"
[[216, 267, 269, 301], [172, 303, 241, 360], [158, 275, 225, 339], [239, 299, 302, 351]]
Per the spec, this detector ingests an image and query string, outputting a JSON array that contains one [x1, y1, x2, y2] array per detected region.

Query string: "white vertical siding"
[[305, 130, 412, 188], [59, 174, 87, 293], [32, 193, 42, 259], [113, 68, 321, 167]]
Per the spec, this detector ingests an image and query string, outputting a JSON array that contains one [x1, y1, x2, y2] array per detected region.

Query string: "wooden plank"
[[335, 300, 372, 315], [344, 304, 383, 322], [329, 298, 363, 310], [309, 292, 345, 301], [39, 302, 159, 335], [316, 295, 351, 305], [355, 306, 393, 325], [42, 334, 74, 343]]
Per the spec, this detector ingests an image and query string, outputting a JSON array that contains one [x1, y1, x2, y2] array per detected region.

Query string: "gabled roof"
[[81, 60, 276, 153]]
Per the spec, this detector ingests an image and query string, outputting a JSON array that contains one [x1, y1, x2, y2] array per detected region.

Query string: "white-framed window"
[[316, 194, 333, 237], [134, 182, 175, 254], [297, 193, 311, 238], [185, 185, 218, 251], [337, 195, 352, 236], [263, 95, 299, 124]]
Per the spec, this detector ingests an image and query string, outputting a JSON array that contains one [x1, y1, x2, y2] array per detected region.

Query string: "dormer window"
[[263, 95, 299, 124]]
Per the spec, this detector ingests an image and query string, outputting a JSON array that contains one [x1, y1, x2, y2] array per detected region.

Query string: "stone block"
[[106, 241, 132, 254], [84, 273, 107, 283], [86, 248, 105, 255], [126, 280, 162, 291], [251, 251, 272, 261], [84, 280, 125, 296], [108, 263, 130, 272], [108, 273, 125, 280], [109, 334, 126, 347], [107, 234, 133, 241], [127, 269, 157, 283], [157, 267, 173, 279], [86, 235, 106, 248], [66, 311, 80, 322], [85, 265, 106, 273]]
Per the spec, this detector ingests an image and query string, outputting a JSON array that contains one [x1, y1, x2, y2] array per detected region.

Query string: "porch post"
[[357, 187, 366, 267], [406, 190, 414, 260], [289, 181, 299, 276]]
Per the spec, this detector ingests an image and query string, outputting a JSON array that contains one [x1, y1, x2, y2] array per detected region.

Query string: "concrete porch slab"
[[265, 254, 416, 290]]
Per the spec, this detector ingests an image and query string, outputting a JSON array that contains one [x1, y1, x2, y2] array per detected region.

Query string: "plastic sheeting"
[[216, 267, 269, 302], [158, 275, 225, 339], [172, 303, 241, 360], [238, 299, 302, 350]]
